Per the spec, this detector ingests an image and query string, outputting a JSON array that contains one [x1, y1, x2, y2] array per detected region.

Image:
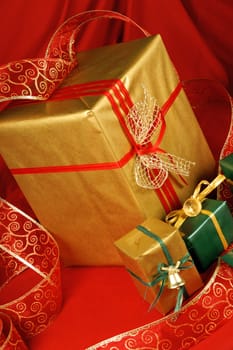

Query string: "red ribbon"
[[87, 255, 233, 350], [10, 79, 182, 213], [0, 313, 28, 350], [0, 10, 150, 107], [0, 198, 62, 348]]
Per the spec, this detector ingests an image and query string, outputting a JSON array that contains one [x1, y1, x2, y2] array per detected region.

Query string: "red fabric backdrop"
[[0, 1, 233, 349]]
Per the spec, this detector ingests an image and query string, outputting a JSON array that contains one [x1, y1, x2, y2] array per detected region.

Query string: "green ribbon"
[[127, 225, 193, 312]]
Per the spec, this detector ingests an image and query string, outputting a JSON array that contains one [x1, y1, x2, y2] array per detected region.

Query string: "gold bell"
[[162, 261, 185, 289]]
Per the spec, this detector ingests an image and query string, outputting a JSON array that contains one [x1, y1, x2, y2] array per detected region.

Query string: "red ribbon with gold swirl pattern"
[[0, 197, 62, 349], [87, 251, 233, 350], [0, 10, 149, 105], [1, 12, 231, 349], [0, 313, 29, 349]]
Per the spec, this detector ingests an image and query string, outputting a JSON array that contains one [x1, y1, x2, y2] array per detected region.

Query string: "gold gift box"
[[114, 217, 203, 315], [0, 35, 215, 266]]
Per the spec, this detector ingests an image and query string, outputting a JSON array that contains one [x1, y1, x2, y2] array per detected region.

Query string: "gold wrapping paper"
[[0, 35, 215, 265], [114, 217, 203, 315]]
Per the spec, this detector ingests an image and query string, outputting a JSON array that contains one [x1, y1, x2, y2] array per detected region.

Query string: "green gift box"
[[180, 198, 233, 272], [220, 153, 233, 182]]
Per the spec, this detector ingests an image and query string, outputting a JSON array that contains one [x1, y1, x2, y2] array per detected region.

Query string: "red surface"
[[0, 1, 233, 349], [29, 266, 162, 349], [27, 265, 233, 350]]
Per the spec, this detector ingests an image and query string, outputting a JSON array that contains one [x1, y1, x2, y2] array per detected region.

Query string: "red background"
[[0, 1, 233, 349]]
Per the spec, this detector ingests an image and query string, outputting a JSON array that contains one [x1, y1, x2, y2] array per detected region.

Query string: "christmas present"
[[181, 199, 233, 271], [0, 197, 62, 347], [166, 174, 233, 271], [0, 12, 215, 266], [114, 217, 203, 315]]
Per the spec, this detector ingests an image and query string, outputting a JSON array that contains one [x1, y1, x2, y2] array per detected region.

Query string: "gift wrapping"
[[180, 198, 233, 272], [0, 32, 215, 265], [114, 217, 203, 315], [165, 175, 233, 271]]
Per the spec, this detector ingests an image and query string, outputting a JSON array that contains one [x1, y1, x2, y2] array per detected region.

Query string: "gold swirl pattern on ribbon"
[[0, 312, 28, 349], [0, 57, 75, 103], [86, 254, 233, 350], [0, 197, 62, 346], [0, 10, 149, 105], [127, 87, 195, 189]]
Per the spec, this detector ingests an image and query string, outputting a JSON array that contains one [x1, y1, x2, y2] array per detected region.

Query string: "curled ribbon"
[[127, 86, 195, 189], [0, 313, 28, 349], [0, 197, 62, 348], [165, 174, 227, 248], [0, 10, 150, 107]]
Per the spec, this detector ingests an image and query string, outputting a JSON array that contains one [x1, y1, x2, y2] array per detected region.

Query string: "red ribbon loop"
[[0, 10, 150, 107]]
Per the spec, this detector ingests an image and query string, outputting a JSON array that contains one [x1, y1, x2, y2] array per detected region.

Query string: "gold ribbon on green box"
[[165, 174, 233, 271], [166, 174, 227, 248]]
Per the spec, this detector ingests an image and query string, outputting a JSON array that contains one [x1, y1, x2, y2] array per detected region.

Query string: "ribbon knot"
[[126, 86, 195, 189], [148, 253, 192, 312], [135, 142, 155, 156], [166, 174, 226, 228]]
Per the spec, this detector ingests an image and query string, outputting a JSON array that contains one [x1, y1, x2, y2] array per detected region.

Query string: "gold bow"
[[165, 174, 226, 230]]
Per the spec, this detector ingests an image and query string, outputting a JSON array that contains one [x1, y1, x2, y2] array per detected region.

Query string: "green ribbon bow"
[[127, 225, 193, 312]]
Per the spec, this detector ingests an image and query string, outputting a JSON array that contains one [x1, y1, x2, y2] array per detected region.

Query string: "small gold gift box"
[[115, 217, 203, 314]]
